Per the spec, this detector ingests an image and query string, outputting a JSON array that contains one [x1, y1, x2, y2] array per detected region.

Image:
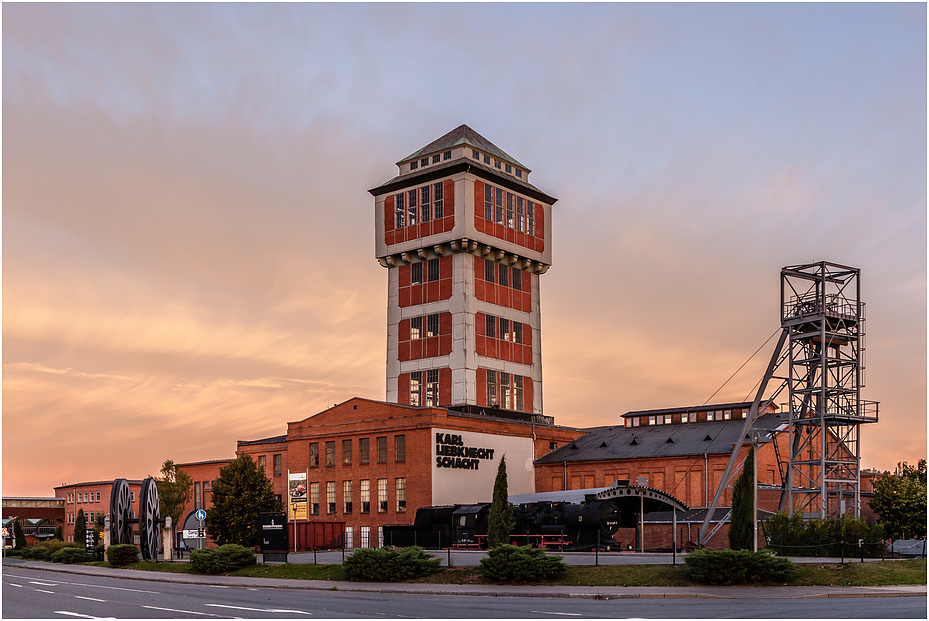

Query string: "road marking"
[[206, 604, 313, 615], [8, 583, 23, 588], [67, 581, 160, 594], [75, 596, 107, 602], [142, 605, 224, 617], [530, 613, 583, 617], [36, 589, 56, 594], [30, 581, 59, 586], [54, 612, 99, 619]]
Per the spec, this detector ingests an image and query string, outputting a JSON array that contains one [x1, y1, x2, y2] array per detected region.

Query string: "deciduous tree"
[[206, 455, 281, 547], [155, 459, 193, 529], [872, 460, 927, 540]]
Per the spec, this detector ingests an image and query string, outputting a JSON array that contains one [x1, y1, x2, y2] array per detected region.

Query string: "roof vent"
[[704, 434, 713, 441], [630, 435, 639, 446], [600, 442, 609, 448], [666, 437, 675, 443], [570, 443, 579, 450]]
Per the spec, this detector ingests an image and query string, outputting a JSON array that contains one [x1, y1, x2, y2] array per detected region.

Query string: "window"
[[487, 369, 497, 406], [360, 479, 370, 513], [501, 373, 511, 410], [664, 414, 672, 424], [433, 182, 444, 218], [411, 316, 422, 340], [411, 261, 423, 284], [527, 201, 535, 235], [360, 438, 370, 464], [484, 258, 495, 283], [377, 436, 387, 463], [443, 150, 451, 160], [632, 417, 640, 427], [410, 160, 418, 170], [498, 262, 509, 287], [516, 197, 525, 232], [500, 317, 510, 341], [420, 185, 431, 222], [706, 411, 716, 421], [427, 313, 439, 337], [486, 314, 496, 338], [425, 369, 439, 406], [396, 478, 406, 512], [432, 154, 440, 164], [195, 482, 202, 510], [494, 159, 501, 169], [513, 321, 523, 344], [484, 185, 493, 221], [484, 154, 490, 164], [343, 480, 353, 513], [360, 525, 370, 548], [407, 189, 417, 227], [505, 164, 512, 173], [516, 169, 523, 178], [274, 454, 282, 477], [495, 188, 504, 224], [259, 455, 267, 473], [724, 410, 731, 420], [343, 439, 352, 465], [421, 157, 428, 167], [310, 482, 319, 514], [377, 478, 388, 512], [427, 258, 439, 282], [549, 441, 557, 450], [326, 441, 335, 466], [512, 266, 522, 291], [514, 375, 524, 411], [472, 149, 479, 159], [410, 371, 422, 406], [395, 435, 406, 462], [275, 493, 282, 505], [506, 192, 514, 228], [395, 192, 405, 229], [310, 443, 319, 467], [649, 416, 657, 426], [327, 481, 336, 514]]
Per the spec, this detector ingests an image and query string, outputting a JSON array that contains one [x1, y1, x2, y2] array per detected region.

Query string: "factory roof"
[[535, 411, 787, 465]]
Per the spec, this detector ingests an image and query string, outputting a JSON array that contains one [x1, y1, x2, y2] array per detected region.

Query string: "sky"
[[3, 3, 926, 497]]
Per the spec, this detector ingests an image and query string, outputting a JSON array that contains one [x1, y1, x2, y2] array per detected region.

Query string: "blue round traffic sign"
[[195, 509, 206, 521]]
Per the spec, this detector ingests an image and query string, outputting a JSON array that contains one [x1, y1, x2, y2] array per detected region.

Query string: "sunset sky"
[[3, 4, 925, 497]]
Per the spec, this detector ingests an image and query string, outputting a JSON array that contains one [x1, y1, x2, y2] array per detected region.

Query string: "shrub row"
[[190, 545, 257, 575], [478, 545, 568, 583], [343, 546, 441, 582], [684, 549, 795, 585], [763, 513, 886, 558], [107, 544, 140, 568], [51, 547, 89, 564]]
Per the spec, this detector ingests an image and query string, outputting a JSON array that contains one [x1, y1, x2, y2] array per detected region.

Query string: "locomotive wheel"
[[138, 477, 161, 561], [109, 479, 133, 545]]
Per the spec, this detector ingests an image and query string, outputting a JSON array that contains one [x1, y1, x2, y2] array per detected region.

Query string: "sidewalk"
[[4, 559, 926, 600]]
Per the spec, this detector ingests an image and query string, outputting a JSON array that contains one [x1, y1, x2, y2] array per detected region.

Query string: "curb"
[[4, 560, 926, 600]]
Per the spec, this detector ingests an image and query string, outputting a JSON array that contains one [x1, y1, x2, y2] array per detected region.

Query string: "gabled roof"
[[535, 411, 787, 464], [399, 124, 526, 170]]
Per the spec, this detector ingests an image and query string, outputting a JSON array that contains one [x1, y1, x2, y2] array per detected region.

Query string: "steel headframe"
[[781, 261, 877, 521]]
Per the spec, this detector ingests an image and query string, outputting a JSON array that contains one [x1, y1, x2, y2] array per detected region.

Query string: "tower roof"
[[398, 124, 527, 171]]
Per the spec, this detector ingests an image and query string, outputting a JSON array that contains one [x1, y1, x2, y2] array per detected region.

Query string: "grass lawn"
[[89, 558, 925, 587]]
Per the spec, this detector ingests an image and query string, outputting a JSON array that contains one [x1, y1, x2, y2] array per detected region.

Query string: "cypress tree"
[[728, 446, 755, 550], [487, 455, 514, 548], [13, 519, 27, 549], [74, 509, 87, 549]]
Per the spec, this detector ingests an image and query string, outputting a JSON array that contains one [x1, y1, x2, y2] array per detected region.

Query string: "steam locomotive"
[[383, 495, 621, 551]]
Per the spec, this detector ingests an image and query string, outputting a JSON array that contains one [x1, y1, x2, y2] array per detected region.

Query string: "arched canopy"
[[595, 481, 688, 514]]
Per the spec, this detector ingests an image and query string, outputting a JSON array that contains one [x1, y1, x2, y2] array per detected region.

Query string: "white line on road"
[[206, 604, 313, 615], [67, 581, 161, 594], [530, 613, 584, 617], [30, 581, 59, 586], [54, 612, 99, 619], [36, 588, 56, 594], [8, 583, 23, 588], [75, 596, 107, 602], [142, 605, 226, 617]]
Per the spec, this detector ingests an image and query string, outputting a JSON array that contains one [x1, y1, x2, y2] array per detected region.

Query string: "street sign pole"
[[195, 509, 206, 550]]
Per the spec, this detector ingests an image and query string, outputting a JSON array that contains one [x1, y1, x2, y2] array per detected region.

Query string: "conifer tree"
[[487, 455, 514, 548], [728, 446, 755, 550], [74, 509, 87, 549], [13, 518, 27, 549]]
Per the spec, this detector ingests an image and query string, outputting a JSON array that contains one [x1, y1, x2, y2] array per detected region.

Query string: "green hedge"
[[684, 549, 795, 585], [478, 545, 568, 583], [107, 544, 139, 568], [21, 546, 51, 560], [343, 546, 441, 582], [51, 547, 89, 564], [763, 512, 886, 558], [190, 545, 258, 575]]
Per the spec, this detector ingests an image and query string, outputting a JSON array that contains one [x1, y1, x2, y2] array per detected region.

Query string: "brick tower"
[[369, 125, 556, 416]]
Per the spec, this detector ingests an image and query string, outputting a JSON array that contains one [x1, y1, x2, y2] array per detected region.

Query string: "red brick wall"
[[473, 256, 532, 312], [55, 481, 142, 543], [398, 312, 453, 361], [475, 312, 532, 364], [398, 256, 452, 307], [397, 368, 452, 407]]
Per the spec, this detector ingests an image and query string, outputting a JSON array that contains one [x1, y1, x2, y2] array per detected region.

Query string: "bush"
[[684, 549, 795, 585], [343, 546, 441, 582], [51, 547, 89, 564], [107, 544, 139, 568], [478, 545, 568, 583], [39, 540, 82, 555], [763, 512, 886, 558], [190, 544, 258, 575], [5, 547, 23, 557], [21, 546, 51, 560]]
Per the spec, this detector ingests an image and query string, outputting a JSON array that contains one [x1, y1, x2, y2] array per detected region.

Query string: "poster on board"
[[288, 471, 308, 520]]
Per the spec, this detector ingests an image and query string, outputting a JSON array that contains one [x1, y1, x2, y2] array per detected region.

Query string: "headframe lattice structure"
[[781, 262, 878, 519]]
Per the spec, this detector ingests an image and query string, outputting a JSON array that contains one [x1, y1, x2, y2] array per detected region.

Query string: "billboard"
[[288, 471, 308, 521], [431, 428, 534, 505]]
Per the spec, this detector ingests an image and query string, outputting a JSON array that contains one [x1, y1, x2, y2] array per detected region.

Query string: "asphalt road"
[[2, 564, 926, 619]]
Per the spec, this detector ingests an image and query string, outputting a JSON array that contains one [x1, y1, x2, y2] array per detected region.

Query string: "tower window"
[[411, 262, 423, 284], [486, 314, 496, 338], [516, 169, 523, 178], [433, 182, 444, 218], [472, 149, 479, 159], [420, 185, 431, 222], [427, 258, 440, 282], [486, 369, 497, 407], [498, 263, 509, 287], [505, 164, 511, 173], [411, 316, 422, 340], [407, 189, 418, 226], [432, 154, 440, 164], [421, 158, 428, 167], [484, 185, 493, 221], [425, 369, 439, 406], [395, 193, 405, 229], [427, 313, 439, 337], [443, 150, 451, 160], [484, 155, 490, 164], [484, 258, 495, 283], [512, 266, 522, 291], [494, 159, 501, 169], [410, 371, 422, 406], [410, 160, 418, 170]]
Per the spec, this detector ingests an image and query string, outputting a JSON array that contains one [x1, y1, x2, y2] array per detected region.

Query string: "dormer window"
[[472, 149, 480, 159], [432, 154, 440, 164], [494, 159, 501, 169], [443, 150, 451, 160], [505, 164, 512, 173], [410, 161, 418, 171], [516, 169, 523, 178], [484, 155, 490, 164], [421, 158, 428, 167]]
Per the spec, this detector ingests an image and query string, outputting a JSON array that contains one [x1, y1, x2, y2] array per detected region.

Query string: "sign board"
[[183, 529, 199, 540], [85, 530, 96, 555], [195, 509, 207, 521], [1, 528, 9, 537], [288, 472, 308, 521], [258, 512, 288, 553]]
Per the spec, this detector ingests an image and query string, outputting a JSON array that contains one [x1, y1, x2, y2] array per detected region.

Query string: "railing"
[[785, 293, 859, 321]]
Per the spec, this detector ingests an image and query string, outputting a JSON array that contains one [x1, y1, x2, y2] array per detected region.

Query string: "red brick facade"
[[397, 255, 453, 308], [384, 179, 456, 246], [54, 480, 142, 543], [473, 179, 545, 253]]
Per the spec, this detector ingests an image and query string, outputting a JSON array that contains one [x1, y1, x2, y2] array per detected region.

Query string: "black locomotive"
[[383, 494, 621, 551]]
